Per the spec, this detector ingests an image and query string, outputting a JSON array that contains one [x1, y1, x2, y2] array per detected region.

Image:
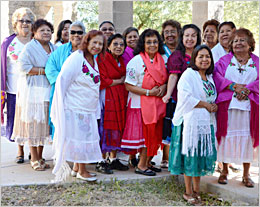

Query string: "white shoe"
[[76, 173, 97, 182], [71, 170, 97, 177]]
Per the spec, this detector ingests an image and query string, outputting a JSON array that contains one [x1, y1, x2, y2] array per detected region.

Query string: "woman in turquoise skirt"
[[168, 45, 218, 205]]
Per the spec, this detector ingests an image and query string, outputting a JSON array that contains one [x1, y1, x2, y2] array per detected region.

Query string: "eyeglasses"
[[145, 41, 159, 45], [113, 42, 124, 47], [17, 19, 32, 24], [164, 30, 177, 35], [101, 27, 114, 32], [70, 30, 84, 35], [233, 38, 247, 43]]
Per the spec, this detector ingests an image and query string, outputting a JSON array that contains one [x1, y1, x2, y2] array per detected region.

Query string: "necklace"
[[236, 58, 247, 74]]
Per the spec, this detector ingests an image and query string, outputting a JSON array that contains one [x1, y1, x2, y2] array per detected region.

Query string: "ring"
[[241, 91, 245, 94]]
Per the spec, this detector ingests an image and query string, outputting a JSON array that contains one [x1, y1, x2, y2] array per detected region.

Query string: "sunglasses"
[[70, 30, 84, 35], [17, 19, 32, 24], [101, 27, 114, 32]]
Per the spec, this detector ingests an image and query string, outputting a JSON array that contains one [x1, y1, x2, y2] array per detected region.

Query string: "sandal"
[[229, 165, 240, 173], [192, 191, 202, 202], [242, 176, 255, 188], [30, 160, 44, 171], [15, 155, 24, 164], [135, 167, 156, 176], [183, 193, 198, 205], [218, 174, 228, 184], [39, 159, 50, 169]]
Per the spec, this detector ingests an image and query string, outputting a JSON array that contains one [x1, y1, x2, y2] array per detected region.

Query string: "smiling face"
[[34, 24, 52, 43], [70, 25, 84, 48], [163, 25, 178, 47], [16, 14, 32, 37], [144, 35, 159, 58], [126, 30, 139, 49], [195, 48, 212, 71], [183, 28, 197, 50], [100, 23, 115, 39], [87, 35, 104, 56], [61, 23, 71, 43], [203, 25, 218, 46], [219, 24, 235, 48], [232, 34, 250, 55], [108, 37, 125, 58]]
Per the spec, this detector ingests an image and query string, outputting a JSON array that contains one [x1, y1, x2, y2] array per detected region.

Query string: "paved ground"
[[1, 136, 259, 206]]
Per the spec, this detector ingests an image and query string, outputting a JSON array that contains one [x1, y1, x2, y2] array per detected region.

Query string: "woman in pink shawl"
[[213, 28, 259, 188]]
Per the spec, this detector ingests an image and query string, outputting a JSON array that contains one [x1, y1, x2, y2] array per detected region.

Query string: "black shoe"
[[148, 165, 162, 172], [110, 159, 129, 171], [15, 156, 24, 164], [96, 161, 113, 174], [135, 167, 156, 176], [28, 153, 31, 160], [129, 158, 139, 167], [150, 161, 156, 166]]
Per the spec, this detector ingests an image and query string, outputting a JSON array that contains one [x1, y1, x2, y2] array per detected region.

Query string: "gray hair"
[[12, 7, 36, 32], [69, 21, 86, 34]]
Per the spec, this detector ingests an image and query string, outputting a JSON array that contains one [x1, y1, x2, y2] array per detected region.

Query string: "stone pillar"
[[1, 1, 10, 42], [98, 1, 133, 34]]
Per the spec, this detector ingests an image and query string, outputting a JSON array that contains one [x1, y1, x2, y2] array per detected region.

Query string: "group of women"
[[1, 7, 258, 205]]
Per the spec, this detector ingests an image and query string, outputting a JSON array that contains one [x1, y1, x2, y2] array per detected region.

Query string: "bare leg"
[[222, 163, 229, 175], [192, 176, 200, 193], [129, 154, 136, 160], [78, 163, 91, 178], [243, 163, 250, 177], [17, 145, 24, 157], [37, 146, 43, 160], [73, 163, 79, 172], [184, 174, 193, 195], [110, 150, 117, 159], [137, 147, 148, 171], [102, 153, 106, 159], [147, 156, 153, 167], [29, 146, 39, 162], [162, 145, 170, 161]]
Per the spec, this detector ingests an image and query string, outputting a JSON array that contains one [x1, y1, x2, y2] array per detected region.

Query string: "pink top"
[[122, 46, 134, 67]]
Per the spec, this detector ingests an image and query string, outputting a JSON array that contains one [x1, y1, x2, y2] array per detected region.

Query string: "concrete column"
[[98, 1, 133, 34], [1, 1, 10, 42]]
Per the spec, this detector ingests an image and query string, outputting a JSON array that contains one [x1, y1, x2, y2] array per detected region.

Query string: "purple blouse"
[[122, 46, 134, 66]]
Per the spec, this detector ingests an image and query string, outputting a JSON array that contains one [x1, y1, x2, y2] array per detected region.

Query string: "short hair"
[[218, 21, 236, 32], [176, 24, 201, 57], [12, 7, 36, 32], [107, 33, 127, 52], [133, 29, 165, 56], [202, 19, 220, 33], [69, 21, 86, 34], [189, 44, 214, 75], [32, 19, 54, 35], [79, 30, 107, 60], [230, 28, 255, 53], [99, 21, 115, 30], [161, 19, 181, 41], [122, 27, 139, 40], [55, 19, 72, 43]]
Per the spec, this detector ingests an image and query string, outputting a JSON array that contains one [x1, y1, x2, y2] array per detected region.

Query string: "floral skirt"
[[169, 124, 217, 177]]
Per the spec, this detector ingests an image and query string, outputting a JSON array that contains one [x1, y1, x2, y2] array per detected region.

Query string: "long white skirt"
[[64, 109, 103, 163], [217, 109, 258, 164]]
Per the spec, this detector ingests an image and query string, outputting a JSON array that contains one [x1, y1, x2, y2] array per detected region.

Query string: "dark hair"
[[230, 28, 255, 54], [189, 44, 214, 75], [79, 30, 107, 59], [175, 24, 201, 57], [133, 29, 165, 56], [32, 19, 54, 36], [99, 21, 115, 29], [107, 33, 127, 53], [202, 19, 220, 33], [55, 19, 72, 43], [218, 21, 236, 32], [122, 27, 139, 39], [161, 19, 181, 41]]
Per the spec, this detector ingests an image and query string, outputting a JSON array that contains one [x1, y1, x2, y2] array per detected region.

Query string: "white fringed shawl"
[[172, 68, 217, 157]]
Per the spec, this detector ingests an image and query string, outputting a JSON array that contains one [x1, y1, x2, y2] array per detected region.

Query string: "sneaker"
[[96, 161, 113, 174], [110, 159, 129, 171], [160, 160, 169, 168], [129, 158, 139, 167]]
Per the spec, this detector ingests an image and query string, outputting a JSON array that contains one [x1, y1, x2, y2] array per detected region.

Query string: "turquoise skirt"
[[168, 124, 217, 177]]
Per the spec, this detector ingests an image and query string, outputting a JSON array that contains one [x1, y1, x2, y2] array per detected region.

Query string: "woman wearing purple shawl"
[[1, 7, 35, 164], [213, 28, 259, 188]]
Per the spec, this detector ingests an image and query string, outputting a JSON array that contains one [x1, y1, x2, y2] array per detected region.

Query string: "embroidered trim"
[[82, 63, 100, 84]]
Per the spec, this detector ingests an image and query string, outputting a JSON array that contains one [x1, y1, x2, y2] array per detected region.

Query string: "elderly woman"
[[213, 28, 259, 188], [202, 19, 219, 49], [121, 29, 168, 176], [54, 20, 72, 47], [99, 21, 115, 39], [51, 30, 106, 182], [45, 21, 85, 139], [11, 19, 56, 171], [169, 45, 217, 205], [160, 19, 181, 168], [122, 27, 139, 66], [1, 7, 35, 164], [96, 34, 129, 174], [212, 21, 236, 63]]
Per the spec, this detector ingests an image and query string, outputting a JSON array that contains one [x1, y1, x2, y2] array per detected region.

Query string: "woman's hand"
[[211, 103, 218, 112], [149, 86, 160, 96], [157, 84, 167, 97], [162, 94, 171, 103], [120, 76, 126, 84]]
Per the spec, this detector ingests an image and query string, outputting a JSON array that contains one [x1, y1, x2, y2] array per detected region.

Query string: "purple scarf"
[[122, 46, 134, 66], [1, 33, 16, 123]]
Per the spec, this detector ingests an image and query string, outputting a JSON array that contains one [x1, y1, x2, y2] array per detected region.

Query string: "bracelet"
[[229, 82, 236, 91], [146, 90, 149, 96]]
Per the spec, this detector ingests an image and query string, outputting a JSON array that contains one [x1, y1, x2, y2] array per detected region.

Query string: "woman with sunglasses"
[[45, 21, 85, 140], [99, 21, 116, 39], [1, 8, 36, 164]]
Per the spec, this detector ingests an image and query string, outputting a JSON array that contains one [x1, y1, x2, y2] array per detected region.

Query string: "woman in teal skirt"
[[168, 45, 218, 205]]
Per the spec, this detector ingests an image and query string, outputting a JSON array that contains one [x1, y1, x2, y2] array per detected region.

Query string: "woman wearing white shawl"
[[168, 45, 217, 205], [12, 19, 56, 171], [51, 30, 106, 182]]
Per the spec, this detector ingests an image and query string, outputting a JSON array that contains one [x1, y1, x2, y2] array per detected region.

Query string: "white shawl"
[[172, 68, 216, 157]]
